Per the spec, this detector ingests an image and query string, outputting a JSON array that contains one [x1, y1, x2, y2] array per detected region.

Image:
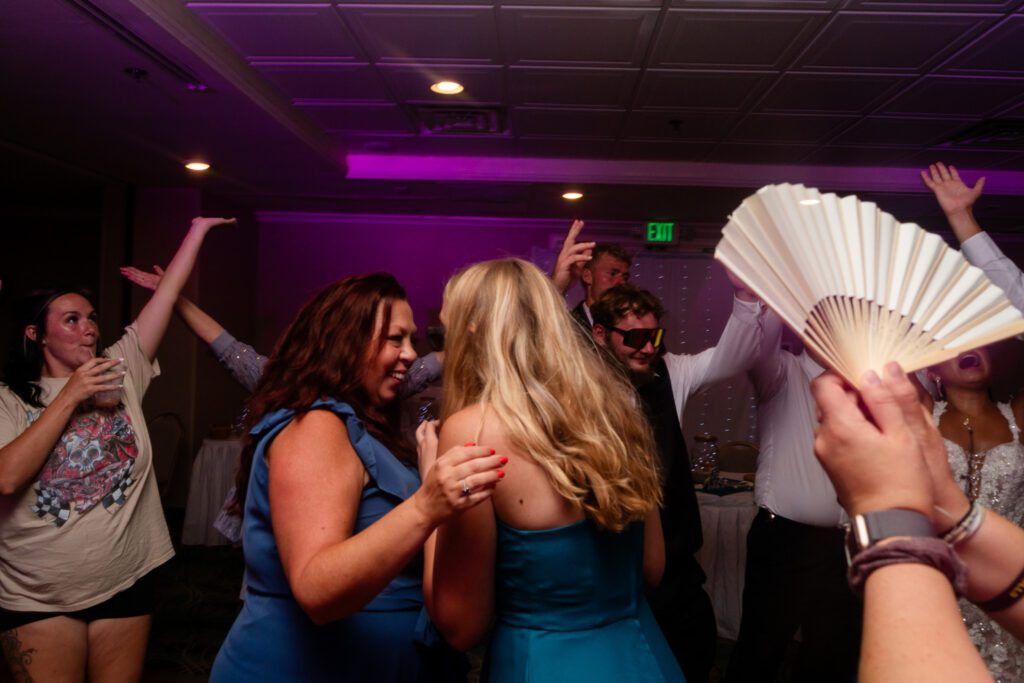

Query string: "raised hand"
[[551, 219, 596, 295], [921, 162, 986, 219], [190, 216, 237, 234], [120, 265, 164, 292]]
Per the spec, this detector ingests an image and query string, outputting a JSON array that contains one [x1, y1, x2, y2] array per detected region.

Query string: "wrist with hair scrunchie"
[[848, 537, 968, 597]]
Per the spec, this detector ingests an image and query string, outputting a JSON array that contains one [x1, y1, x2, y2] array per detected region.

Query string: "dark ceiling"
[[2, 0, 1023, 230]]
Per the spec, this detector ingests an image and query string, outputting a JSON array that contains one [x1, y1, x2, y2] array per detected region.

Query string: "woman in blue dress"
[[211, 273, 506, 682], [423, 258, 685, 682]]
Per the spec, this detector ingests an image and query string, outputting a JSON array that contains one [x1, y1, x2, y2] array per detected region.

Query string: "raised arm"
[[921, 164, 1024, 312], [667, 270, 773, 400], [132, 217, 235, 361], [123, 264, 268, 392], [551, 219, 596, 296]]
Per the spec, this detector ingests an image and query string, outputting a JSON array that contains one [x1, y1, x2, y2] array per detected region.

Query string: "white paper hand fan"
[[715, 183, 1024, 385]]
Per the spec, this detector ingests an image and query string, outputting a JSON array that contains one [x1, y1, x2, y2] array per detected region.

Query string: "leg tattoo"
[[0, 629, 37, 683]]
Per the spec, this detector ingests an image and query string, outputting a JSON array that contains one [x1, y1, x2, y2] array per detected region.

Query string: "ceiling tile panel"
[[650, 10, 828, 69], [795, 12, 1000, 71], [879, 76, 1024, 117], [832, 116, 975, 146], [512, 108, 625, 137], [800, 145, 915, 166], [298, 103, 416, 132], [899, 148, 1024, 170], [634, 70, 776, 110], [704, 142, 817, 163], [728, 113, 858, 143], [378, 65, 505, 104], [940, 16, 1024, 75], [755, 73, 910, 114], [499, 7, 659, 67], [515, 138, 616, 157], [188, 4, 364, 59], [622, 111, 739, 139], [251, 62, 392, 102], [338, 5, 499, 63], [508, 67, 639, 108], [613, 140, 715, 160], [845, 0, 1020, 12], [671, 0, 842, 7]]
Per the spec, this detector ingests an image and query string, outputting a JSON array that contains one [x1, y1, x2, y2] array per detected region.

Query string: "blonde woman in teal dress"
[[423, 258, 684, 682]]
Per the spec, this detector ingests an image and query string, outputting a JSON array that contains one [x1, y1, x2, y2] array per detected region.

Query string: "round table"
[[695, 490, 757, 639], [182, 438, 244, 546]]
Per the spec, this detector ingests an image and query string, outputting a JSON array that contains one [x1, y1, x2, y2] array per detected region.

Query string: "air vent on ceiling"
[[415, 107, 505, 135], [942, 120, 1024, 150]]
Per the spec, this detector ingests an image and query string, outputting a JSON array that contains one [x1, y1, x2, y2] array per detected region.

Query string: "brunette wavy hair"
[[230, 273, 411, 513], [1, 287, 97, 408]]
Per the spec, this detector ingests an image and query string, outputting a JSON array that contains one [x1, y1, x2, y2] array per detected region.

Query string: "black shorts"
[[0, 570, 156, 632]]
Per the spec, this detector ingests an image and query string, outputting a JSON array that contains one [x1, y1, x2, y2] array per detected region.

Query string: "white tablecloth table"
[[695, 490, 757, 640], [182, 438, 243, 546]]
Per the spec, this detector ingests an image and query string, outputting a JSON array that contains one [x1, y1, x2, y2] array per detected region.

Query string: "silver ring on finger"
[[460, 479, 473, 497]]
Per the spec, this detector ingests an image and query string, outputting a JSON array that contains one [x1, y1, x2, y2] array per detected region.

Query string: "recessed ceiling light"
[[562, 191, 584, 200], [430, 80, 464, 95], [799, 198, 821, 206], [185, 161, 210, 172]]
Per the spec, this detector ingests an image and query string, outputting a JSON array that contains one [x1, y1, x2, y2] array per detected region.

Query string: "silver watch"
[[844, 508, 936, 563]]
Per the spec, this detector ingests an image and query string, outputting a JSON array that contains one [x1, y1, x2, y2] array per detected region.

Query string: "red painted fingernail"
[[499, 456, 508, 465], [464, 442, 475, 447], [496, 470, 505, 478], [489, 448, 496, 455]]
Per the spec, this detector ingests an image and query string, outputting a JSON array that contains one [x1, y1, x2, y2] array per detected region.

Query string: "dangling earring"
[[931, 375, 946, 401]]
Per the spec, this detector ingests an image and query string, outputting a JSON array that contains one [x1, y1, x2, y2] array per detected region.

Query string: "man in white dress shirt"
[[724, 305, 862, 683]]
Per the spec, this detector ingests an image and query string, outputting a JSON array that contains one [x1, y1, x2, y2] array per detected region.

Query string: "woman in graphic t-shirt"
[[0, 216, 233, 681]]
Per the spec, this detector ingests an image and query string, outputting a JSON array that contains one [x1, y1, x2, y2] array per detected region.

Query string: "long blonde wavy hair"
[[441, 258, 663, 532]]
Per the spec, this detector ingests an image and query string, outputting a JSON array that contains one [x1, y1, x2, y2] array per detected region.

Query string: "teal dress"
[[484, 517, 686, 682], [211, 399, 463, 682]]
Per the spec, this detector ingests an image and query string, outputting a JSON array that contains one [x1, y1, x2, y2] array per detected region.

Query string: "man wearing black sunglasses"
[[591, 280, 763, 683]]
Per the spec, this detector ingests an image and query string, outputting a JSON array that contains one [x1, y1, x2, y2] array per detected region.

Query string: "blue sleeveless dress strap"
[[211, 398, 464, 682], [485, 517, 685, 682]]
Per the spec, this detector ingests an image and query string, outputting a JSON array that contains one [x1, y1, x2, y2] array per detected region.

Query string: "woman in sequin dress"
[[926, 347, 1024, 682]]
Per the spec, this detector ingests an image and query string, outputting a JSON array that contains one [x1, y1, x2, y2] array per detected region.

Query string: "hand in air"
[[120, 265, 164, 292], [190, 216, 238, 234], [921, 162, 985, 218], [551, 219, 595, 295]]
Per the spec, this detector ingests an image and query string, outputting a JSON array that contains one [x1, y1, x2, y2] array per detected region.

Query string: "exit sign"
[[646, 222, 676, 243]]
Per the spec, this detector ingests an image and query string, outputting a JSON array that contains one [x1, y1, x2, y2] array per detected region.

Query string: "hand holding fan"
[[715, 183, 1024, 386]]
